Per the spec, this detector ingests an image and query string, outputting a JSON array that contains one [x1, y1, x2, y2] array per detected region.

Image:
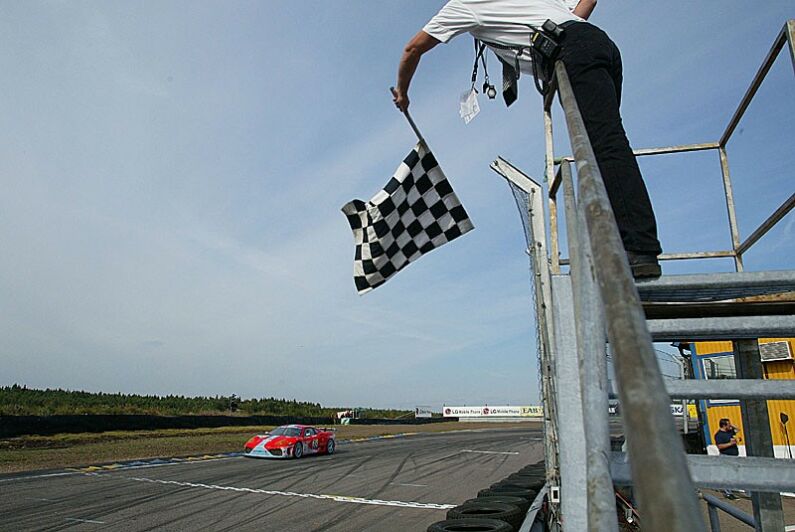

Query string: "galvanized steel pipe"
[[554, 60, 705, 532]]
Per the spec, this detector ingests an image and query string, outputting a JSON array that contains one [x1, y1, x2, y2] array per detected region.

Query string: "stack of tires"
[[426, 461, 546, 532]]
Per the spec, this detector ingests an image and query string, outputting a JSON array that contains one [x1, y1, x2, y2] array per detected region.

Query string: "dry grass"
[[0, 421, 538, 474]]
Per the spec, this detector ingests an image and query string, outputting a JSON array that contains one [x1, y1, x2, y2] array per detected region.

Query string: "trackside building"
[[691, 338, 795, 458]]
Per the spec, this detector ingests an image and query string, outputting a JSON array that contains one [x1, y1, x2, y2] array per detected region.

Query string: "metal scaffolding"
[[492, 19, 795, 532]]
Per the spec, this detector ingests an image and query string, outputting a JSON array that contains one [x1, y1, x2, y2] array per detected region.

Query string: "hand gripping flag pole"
[[389, 86, 425, 144], [341, 89, 474, 295]]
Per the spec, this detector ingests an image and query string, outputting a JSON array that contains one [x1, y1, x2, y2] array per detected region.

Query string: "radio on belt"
[[531, 19, 565, 61]]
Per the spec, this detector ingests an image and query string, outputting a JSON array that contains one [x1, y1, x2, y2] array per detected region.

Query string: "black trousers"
[[558, 22, 662, 255]]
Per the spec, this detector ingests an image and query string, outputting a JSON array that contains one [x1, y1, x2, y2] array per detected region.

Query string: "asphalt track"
[[0, 426, 544, 531]]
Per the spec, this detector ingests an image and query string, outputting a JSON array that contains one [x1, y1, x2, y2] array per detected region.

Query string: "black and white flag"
[[342, 142, 474, 295]]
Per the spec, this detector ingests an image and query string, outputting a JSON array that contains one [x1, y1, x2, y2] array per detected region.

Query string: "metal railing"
[[545, 20, 795, 274], [542, 21, 794, 531], [553, 61, 705, 531], [490, 157, 562, 526], [490, 20, 795, 531], [702, 492, 756, 531]]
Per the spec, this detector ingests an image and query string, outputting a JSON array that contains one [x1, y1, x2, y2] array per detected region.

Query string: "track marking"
[[461, 449, 519, 455], [391, 482, 428, 488], [126, 476, 455, 510], [65, 518, 105, 524]]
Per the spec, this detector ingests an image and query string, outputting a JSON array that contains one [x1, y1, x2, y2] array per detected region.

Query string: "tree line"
[[0, 384, 410, 419]]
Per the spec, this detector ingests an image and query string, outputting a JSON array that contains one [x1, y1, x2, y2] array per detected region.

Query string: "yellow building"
[[691, 338, 795, 457]]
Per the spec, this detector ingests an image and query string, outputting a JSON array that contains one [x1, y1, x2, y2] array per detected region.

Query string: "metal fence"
[[545, 19, 795, 274], [702, 492, 756, 531]]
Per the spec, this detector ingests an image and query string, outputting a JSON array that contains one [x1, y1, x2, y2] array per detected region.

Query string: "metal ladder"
[[491, 19, 795, 532]]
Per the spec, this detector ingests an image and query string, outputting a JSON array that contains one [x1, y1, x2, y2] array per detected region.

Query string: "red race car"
[[243, 424, 336, 459]]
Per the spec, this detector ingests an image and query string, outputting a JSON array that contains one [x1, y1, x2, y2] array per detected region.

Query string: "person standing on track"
[[393, 0, 663, 279]]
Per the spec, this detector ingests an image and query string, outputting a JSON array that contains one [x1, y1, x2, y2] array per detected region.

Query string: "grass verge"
[[0, 421, 538, 474]]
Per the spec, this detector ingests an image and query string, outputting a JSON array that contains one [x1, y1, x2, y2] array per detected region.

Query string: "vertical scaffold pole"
[[734, 339, 785, 531], [554, 61, 705, 532], [560, 161, 617, 531]]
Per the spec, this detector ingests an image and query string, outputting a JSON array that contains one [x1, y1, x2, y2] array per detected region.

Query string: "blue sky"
[[1, 2, 793, 409]]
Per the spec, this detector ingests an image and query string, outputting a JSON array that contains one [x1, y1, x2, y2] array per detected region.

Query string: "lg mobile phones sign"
[[442, 406, 543, 418]]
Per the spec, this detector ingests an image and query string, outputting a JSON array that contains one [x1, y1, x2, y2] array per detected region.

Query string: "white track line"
[[127, 476, 454, 510], [64, 518, 105, 524], [461, 449, 519, 455]]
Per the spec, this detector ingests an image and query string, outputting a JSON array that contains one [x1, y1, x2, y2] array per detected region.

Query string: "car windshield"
[[269, 426, 301, 437]]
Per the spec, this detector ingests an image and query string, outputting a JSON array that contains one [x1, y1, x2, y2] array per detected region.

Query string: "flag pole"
[[390, 87, 425, 145]]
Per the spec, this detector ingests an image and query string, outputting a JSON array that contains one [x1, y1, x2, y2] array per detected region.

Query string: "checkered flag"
[[342, 141, 474, 295]]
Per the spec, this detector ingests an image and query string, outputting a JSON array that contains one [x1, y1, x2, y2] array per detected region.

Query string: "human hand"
[[392, 87, 409, 112]]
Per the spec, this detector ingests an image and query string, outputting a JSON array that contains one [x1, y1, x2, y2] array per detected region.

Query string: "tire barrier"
[[516, 469, 545, 478], [509, 470, 544, 477], [477, 487, 536, 501], [491, 477, 535, 488], [427, 518, 514, 532], [462, 496, 530, 515], [426, 461, 546, 532], [446, 501, 523, 529], [491, 476, 545, 492]]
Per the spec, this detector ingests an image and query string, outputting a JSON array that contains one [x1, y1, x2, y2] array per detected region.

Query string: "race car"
[[243, 424, 336, 459]]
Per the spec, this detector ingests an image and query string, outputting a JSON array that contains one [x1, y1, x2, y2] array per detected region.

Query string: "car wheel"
[[326, 439, 335, 455], [293, 442, 303, 459]]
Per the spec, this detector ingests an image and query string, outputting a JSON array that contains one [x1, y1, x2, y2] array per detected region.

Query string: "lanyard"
[[471, 38, 497, 98]]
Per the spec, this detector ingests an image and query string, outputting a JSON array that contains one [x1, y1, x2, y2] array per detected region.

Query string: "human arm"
[[715, 431, 738, 450], [573, 0, 597, 20], [394, 30, 440, 112], [716, 438, 737, 450]]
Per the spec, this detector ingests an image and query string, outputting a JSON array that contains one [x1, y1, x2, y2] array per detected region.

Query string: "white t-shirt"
[[423, 0, 583, 73]]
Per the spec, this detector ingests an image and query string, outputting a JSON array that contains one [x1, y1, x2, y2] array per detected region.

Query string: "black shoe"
[[627, 252, 661, 280]]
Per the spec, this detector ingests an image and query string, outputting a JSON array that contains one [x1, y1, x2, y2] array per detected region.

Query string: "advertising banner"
[[442, 406, 543, 418], [520, 406, 544, 417], [414, 406, 433, 418], [670, 404, 685, 417], [670, 404, 698, 418]]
